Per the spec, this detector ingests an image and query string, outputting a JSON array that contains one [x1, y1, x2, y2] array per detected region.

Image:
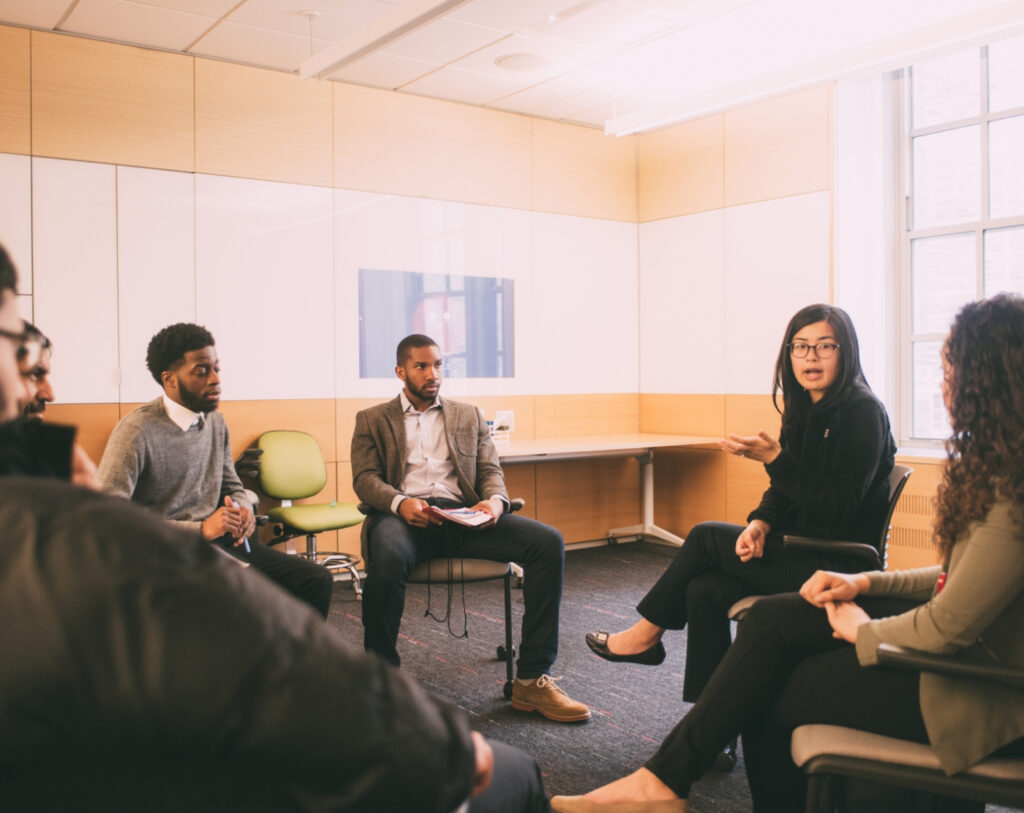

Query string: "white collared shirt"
[[162, 394, 206, 433], [391, 390, 463, 514]]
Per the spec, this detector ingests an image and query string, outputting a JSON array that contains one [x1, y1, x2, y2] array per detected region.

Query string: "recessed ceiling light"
[[495, 53, 552, 71]]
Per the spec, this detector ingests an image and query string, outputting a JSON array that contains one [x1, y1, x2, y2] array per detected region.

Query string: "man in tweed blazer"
[[352, 334, 590, 722]]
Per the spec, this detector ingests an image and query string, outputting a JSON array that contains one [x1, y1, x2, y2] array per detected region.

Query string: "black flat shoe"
[[711, 740, 738, 772], [586, 631, 666, 665]]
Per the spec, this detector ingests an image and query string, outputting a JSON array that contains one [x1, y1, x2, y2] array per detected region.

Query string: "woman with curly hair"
[[554, 294, 1024, 813]]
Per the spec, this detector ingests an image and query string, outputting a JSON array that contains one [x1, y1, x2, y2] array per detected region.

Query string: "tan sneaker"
[[510, 674, 591, 722]]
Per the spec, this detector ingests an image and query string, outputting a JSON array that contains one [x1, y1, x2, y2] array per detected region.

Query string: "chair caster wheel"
[[497, 644, 515, 661], [503, 681, 513, 700]]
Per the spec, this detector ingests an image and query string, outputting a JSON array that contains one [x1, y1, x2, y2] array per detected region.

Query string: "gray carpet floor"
[[325, 540, 1017, 812]]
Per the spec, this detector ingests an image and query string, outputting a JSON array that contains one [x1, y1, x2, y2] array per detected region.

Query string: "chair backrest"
[[256, 431, 327, 501], [876, 464, 913, 568]]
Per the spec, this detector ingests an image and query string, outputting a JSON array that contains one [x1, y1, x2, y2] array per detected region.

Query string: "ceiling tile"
[[127, 0, 238, 16], [329, 52, 438, 89], [402, 66, 529, 106], [381, 16, 507, 63], [448, 0, 584, 32], [0, 0, 76, 28], [62, 0, 216, 51], [450, 33, 589, 80], [190, 21, 335, 72], [227, 0, 397, 41], [533, 0, 675, 49]]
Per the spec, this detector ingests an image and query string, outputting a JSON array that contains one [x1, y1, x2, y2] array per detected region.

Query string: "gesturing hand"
[[719, 430, 782, 465], [824, 600, 870, 644], [201, 495, 247, 541], [398, 498, 444, 528]]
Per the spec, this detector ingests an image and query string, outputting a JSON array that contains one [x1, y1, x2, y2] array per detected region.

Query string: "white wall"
[[0, 152, 640, 404], [639, 190, 831, 394]]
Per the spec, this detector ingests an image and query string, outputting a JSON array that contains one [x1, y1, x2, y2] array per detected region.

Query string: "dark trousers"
[[644, 593, 926, 810], [361, 511, 564, 679], [242, 540, 334, 618], [636, 521, 866, 700], [469, 740, 550, 813]]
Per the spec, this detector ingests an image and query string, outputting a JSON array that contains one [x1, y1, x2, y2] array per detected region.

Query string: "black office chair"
[[792, 643, 1024, 812], [360, 498, 526, 701], [728, 464, 913, 622]]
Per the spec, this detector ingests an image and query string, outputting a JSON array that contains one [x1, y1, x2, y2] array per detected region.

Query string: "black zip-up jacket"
[[748, 384, 896, 544]]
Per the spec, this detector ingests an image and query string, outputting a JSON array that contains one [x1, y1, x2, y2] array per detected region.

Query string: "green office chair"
[[256, 430, 364, 598]]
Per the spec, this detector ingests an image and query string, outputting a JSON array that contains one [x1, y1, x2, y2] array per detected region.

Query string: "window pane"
[[911, 232, 976, 334], [989, 34, 1024, 113], [911, 49, 981, 129], [989, 115, 1024, 219], [912, 126, 980, 229], [913, 341, 949, 440], [984, 226, 1024, 296]]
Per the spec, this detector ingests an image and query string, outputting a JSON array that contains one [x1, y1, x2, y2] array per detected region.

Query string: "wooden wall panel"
[[501, 464, 538, 520], [195, 59, 332, 188], [531, 119, 637, 222], [334, 83, 532, 209], [0, 26, 30, 155], [535, 457, 639, 544], [724, 85, 831, 207], [887, 458, 943, 571], [725, 393, 782, 436], [638, 114, 724, 222], [336, 397, 394, 464], [640, 393, 725, 436], [653, 447, 727, 538], [218, 399, 336, 462], [46, 403, 121, 464], [31, 32, 193, 171], [533, 393, 639, 438]]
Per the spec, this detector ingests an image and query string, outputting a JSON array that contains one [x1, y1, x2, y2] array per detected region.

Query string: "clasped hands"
[[799, 570, 872, 643], [398, 496, 502, 528], [201, 495, 256, 545], [719, 430, 781, 465]]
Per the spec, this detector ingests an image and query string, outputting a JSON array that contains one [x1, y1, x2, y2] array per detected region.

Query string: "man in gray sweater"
[[98, 322, 334, 616]]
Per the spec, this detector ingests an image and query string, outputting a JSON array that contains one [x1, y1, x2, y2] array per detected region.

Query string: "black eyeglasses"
[[789, 342, 840, 359]]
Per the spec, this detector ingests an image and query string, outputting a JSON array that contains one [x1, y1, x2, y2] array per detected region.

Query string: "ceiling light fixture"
[[299, 0, 469, 79], [495, 53, 552, 71]]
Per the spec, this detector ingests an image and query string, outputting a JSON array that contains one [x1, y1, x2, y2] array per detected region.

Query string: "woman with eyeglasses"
[[585, 304, 896, 747], [556, 294, 1024, 812]]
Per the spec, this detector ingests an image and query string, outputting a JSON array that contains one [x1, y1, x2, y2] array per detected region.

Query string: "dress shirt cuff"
[[391, 494, 408, 515]]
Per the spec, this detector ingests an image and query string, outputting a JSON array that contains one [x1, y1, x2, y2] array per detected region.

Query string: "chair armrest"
[[234, 447, 263, 481], [876, 643, 1024, 690], [783, 534, 881, 570], [509, 497, 526, 514]]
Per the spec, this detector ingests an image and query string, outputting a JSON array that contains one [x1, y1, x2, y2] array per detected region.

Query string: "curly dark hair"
[[935, 294, 1024, 558], [771, 303, 869, 428], [146, 323, 215, 384]]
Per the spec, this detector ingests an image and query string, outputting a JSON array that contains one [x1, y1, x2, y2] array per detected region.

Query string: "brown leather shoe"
[[550, 796, 687, 812], [510, 675, 591, 722]]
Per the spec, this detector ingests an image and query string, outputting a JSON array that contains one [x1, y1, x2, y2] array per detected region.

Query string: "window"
[[900, 37, 1024, 441]]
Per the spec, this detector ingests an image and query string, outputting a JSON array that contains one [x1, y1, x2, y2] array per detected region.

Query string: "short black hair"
[[396, 333, 439, 366], [146, 323, 215, 384], [0, 243, 17, 297], [22, 321, 52, 350]]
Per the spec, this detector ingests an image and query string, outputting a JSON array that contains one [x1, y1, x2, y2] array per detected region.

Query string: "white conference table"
[[495, 433, 720, 547]]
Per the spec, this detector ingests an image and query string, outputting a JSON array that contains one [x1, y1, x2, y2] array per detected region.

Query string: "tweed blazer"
[[856, 497, 1024, 774], [351, 395, 509, 515]]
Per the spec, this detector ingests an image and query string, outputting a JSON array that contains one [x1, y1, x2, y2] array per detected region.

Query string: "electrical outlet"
[[495, 410, 515, 432]]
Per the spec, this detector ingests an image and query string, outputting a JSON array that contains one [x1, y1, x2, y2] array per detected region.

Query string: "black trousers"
[[361, 510, 565, 679], [636, 521, 866, 700], [469, 740, 550, 813], [241, 540, 334, 618], [644, 593, 926, 811]]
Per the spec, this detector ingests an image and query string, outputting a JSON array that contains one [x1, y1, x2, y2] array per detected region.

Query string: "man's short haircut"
[[396, 334, 439, 366], [22, 321, 52, 350], [146, 323, 215, 384], [0, 243, 17, 297]]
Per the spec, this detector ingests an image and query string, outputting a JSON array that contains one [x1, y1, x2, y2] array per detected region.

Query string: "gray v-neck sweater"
[[97, 399, 250, 536]]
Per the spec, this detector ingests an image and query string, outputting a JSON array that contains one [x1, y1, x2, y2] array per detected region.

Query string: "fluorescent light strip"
[[299, 0, 470, 80]]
